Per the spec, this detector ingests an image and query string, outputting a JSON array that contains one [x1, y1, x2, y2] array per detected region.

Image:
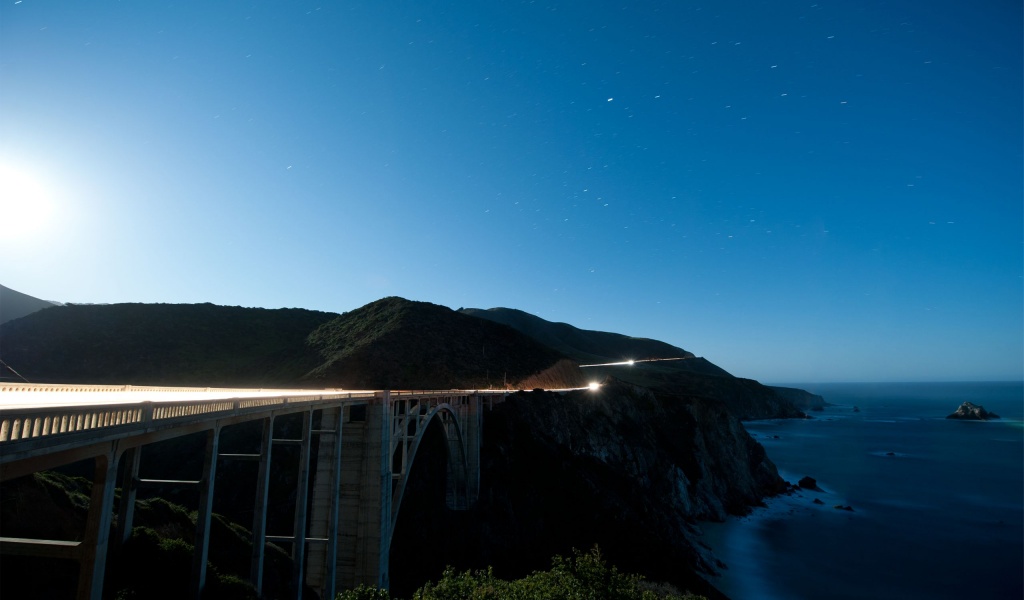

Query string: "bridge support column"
[[250, 416, 274, 595], [465, 395, 482, 505], [116, 445, 141, 546], [306, 406, 344, 599], [291, 410, 314, 600], [336, 393, 392, 591], [76, 446, 121, 600], [191, 426, 221, 600]]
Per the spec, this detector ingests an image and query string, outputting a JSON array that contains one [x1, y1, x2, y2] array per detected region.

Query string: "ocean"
[[701, 381, 1024, 600]]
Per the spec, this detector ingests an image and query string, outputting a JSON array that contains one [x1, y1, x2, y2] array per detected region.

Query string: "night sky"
[[2, 1, 1021, 383]]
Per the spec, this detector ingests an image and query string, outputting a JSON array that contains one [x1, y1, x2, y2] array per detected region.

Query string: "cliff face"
[[390, 382, 787, 598]]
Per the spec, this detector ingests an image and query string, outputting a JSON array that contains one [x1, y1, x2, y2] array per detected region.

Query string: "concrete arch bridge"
[[0, 384, 507, 600]]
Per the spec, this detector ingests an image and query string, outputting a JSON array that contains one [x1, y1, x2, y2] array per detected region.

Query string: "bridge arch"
[[389, 402, 472, 532]]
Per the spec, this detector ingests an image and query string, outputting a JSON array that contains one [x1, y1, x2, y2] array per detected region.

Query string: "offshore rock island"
[[0, 291, 816, 599], [946, 401, 1001, 420]]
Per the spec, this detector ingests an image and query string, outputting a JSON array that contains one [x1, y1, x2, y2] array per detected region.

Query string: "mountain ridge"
[[0, 284, 60, 325], [0, 289, 805, 418]]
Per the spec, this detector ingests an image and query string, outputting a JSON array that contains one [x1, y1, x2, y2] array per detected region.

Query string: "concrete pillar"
[[336, 393, 391, 590], [444, 410, 467, 510], [191, 426, 221, 600], [306, 406, 344, 599], [291, 410, 314, 600], [376, 391, 392, 589], [465, 395, 482, 504], [76, 447, 121, 600], [250, 417, 274, 595], [116, 445, 141, 546]]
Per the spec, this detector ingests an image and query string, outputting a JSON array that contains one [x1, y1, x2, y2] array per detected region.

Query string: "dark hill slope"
[[460, 307, 802, 419], [0, 284, 59, 325], [0, 302, 336, 386], [306, 297, 565, 389], [460, 307, 726, 372], [0, 298, 569, 389]]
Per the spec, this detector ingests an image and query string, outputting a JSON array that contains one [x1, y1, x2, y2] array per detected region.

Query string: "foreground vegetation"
[[340, 548, 707, 600]]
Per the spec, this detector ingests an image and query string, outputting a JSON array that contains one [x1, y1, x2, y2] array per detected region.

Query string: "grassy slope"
[[306, 297, 565, 389], [0, 302, 336, 386], [0, 297, 568, 389]]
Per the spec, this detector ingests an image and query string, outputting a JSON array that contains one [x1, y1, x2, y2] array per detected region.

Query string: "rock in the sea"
[[798, 476, 818, 490], [833, 505, 854, 511], [812, 498, 824, 505], [852, 406, 860, 413], [946, 402, 1000, 420]]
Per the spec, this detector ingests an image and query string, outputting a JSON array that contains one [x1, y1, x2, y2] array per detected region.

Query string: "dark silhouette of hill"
[[306, 297, 565, 389], [0, 302, 336, 386], [460, 307, 730, 377], [0, 297, 566, 389], [460, 307, 693, 363], [0, 284, 59, 325], [0, 295, 802, 416], [459, 307, 803, 419]]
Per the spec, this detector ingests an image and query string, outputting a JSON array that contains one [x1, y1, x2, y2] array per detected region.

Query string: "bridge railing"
[[0, 383, 266, 393], [0, 389, 510, 446], [0, 393, 369, 445]]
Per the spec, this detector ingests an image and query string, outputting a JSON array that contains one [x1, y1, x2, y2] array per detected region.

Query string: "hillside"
[[0, 295, 805, 419], [0, 284, 59, 325], [460, 307, 711, 368], [460, 307, 801, 419], [0, 302, 336, 386], [305, 297, 567, 389], [0, 297, 570, 389]]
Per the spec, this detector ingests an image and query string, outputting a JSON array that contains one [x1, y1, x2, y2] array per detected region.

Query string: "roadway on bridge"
[[0, 386, 375, 410]]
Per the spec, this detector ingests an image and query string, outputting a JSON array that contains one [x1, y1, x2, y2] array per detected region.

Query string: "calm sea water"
[[702, 382, 1024, 600]]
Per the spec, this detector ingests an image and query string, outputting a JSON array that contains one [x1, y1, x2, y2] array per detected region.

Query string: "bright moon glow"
[[588, 382, 600, 391], [0, 163, 54, 237]]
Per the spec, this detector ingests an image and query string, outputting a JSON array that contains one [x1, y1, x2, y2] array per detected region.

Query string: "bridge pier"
[[290, 410, 314, 600], [76, 446, 120, 600], [191, 426, 221, 600], [306, 407, 344, 599], [250, 416, 275, 595]]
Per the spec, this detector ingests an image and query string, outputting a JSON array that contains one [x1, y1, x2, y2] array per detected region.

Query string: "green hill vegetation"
[[0, 302, 336, 386], [306, 297, 565, 389], [0, 297, 566, 389], [342, 548, 707, 600]]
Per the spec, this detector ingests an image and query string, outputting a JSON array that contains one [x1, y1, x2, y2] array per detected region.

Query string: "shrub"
[[339, 548, 707, 600]]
